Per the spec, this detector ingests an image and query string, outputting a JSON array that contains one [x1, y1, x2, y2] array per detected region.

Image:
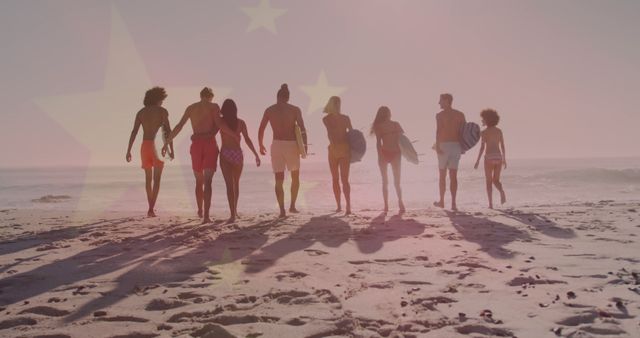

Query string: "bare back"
[[186, 101, 220, 136], [323, 114, 351, 145], [375, 120, 403, 151], [264, 103, 301, 141], [220, 119, 244, 149], [137, 106, 168, 140], [436, 109, 466, 143], [482, 127, 503, 155]]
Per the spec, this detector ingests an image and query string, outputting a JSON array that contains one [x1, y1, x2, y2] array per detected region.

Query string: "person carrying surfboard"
[[474, 109, 507, 209], [163, 87, 239, 224], [258, 84, 307, 218], [433, 93, 466, 211], [125, 87, 174, 218], [322, 96, 353, 215], [371, 106, 406, 214]]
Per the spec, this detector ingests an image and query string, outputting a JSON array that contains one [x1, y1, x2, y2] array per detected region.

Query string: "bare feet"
[[345, 209, 351, 216], [226, 217, 236, 224], [399, 202, 406, 214], [197, 209, 203, 218], [500, 191, 507, 204], [489, 204, 494, 209], [451, 204, 458, 212], [433, 201, 444, 208], [335, 207, 342, 213], [278, 211, 287, 218], [147, 210, 156, 217], [383, 206, 389, 213], [289, 207, 300, 214], [202, 217, 212, 224]]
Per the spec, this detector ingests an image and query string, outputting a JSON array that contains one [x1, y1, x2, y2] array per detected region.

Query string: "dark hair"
[[221, 99, 238, 131], [143, 87, 167, 107], [277, 83, 289, 101], [440, 93, 453, 105], [200, 87, 214, 99], [480, 109, 500, 127], [370, 106, 391, 135]]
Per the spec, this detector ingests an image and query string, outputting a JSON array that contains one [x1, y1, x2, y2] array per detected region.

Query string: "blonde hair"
[[323, 96, 341, 115]]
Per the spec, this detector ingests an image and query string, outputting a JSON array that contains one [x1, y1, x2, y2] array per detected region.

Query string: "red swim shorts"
[[141, 140, 164, 170], [190, 136, 219, 172]]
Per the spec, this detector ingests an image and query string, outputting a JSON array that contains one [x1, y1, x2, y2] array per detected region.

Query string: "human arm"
[[474, 134, 485, 169], [126, 111, 142, 162], [211, 104, 240, 142], [258, 109, 269, 155], [161, 109, 174, 159], [435, 114, 443, 154], [166, 108, 190, 143], [500, 129, 506, 169], [346, 116, 353, 132], [241, 120, 261, 167]]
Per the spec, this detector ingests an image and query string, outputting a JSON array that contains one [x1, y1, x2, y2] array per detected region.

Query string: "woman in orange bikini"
[[370, 106, 405, 213], [322, 96, 353, 215], [219, 99, 261, 222]]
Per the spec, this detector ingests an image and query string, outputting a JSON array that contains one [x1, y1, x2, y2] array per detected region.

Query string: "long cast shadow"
[[500, 210, 575, 239], [446, 211, 534, 259], [243, 215, 351, 274], [354, 212, 432, 254]]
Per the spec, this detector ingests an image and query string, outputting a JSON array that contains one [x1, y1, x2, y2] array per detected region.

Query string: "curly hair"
[[480, 109, 500, 127], [143, 87, 167, 107]]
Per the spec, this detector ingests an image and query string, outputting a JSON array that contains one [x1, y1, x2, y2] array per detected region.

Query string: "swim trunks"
[[220, 147, 244, 166], [190, 135, 218, 172], [271, 140, 300, 173], [141, 140, 164, 169], [437, 142, 462, 170], [328, 143, 350, 162]]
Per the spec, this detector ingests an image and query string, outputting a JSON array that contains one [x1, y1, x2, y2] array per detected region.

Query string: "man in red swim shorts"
[[166, 87, 238, 224], [126, 87, 174, 217]]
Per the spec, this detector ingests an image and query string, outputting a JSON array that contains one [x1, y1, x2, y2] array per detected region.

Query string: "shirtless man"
[[165, 87, 238, 224], [258, 84, 307, 218], [434, 93, 466, 211], [126, 87, 174, 217]]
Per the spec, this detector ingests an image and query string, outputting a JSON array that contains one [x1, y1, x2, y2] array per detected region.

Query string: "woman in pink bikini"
[[370, 106, 406, 213], [219, 99, 261, 222], [474, 108, 507, 209]]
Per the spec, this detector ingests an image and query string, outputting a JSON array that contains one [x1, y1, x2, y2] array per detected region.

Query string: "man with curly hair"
[[126, 86, 174, 217]]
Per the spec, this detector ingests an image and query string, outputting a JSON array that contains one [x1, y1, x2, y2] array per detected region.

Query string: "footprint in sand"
[[0, 317, 37, 330], [275, 270, 309, 281], [455, 324, 514, 337], [97, 315, 149, 323], [144, 298, 188, 311], [303, 249, 329, 256], [18, 306, 70, 317]]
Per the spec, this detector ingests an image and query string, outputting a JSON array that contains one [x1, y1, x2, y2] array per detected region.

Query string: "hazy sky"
[[1, 0, 639, 168]]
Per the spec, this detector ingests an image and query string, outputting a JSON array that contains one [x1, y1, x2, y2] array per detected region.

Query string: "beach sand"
[[0, 201, 639, 337]]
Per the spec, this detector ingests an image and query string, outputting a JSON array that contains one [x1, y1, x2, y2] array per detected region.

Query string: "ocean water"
[[1, 157, 639, 215]]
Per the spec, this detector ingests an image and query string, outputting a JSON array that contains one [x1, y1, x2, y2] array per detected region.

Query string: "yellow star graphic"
[[300, 71, 347, 115], [241, 0, 287, 34], [35, 6, 231, 219]]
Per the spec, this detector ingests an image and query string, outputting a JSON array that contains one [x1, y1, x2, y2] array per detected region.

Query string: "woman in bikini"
[[370, 106, 405, 213], [219, 99, 261, 222], [322, 96, 353, 215], [474, 109, 507, 209]]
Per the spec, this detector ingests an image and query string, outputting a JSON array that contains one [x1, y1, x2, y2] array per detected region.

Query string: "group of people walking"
[[125, 85, 507, 223]]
